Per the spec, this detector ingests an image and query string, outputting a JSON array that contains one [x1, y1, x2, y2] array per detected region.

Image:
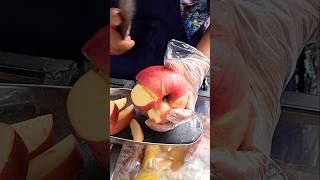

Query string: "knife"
[[118, 0, 136, 39]]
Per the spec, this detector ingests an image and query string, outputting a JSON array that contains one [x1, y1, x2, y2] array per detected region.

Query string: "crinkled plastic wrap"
[[211, 0, 319, 179], [112, 116, 210, 180], [146, 39, 210, 132]]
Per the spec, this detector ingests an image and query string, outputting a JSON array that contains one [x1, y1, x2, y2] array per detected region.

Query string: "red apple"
[[132, 66, 189, 124], [12, 114, 54, 159], [26, 135, 84, 180], [110, 104, 135, 135], [114, 97, 127, 111], [0, 123, 29, 180], [129, 119, 144, 142], [81, 26, 108, 75], [110, 101, 119, 127], [67, 70, 109, 168]]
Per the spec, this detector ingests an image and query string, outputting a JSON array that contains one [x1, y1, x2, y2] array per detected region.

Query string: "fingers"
[[110, 8, 122, 28], [145, 119, 176, 132]]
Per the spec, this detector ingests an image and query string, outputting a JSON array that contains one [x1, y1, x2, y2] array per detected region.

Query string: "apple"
[[114, 97, 127, 111], [131, 66, 189, 124], [110, 104, 135, 135], [81, 26, 108, 75], [12, 114, 54, 159], [131, 84, 156, 112], [0, 123, 29, 180], [135, 171, 158, 180], [110, 101, 119, 127], [26, 135, 84, 180], [67, 70, 109, 168], [129, 119, 144, 142]]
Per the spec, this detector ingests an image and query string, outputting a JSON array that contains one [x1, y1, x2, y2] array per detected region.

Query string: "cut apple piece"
[[0, 122, 29, 180], [147, 102, 170, 124], [12, 114, 53, 159], [131, 84, 157, 112], [114, 97, 127, 111], [26, 135, 84, 180], [67, 70, 108, 168], [110, 101, 119, 127], [110, 104, 135, 135], [129, 119, 144, 142]]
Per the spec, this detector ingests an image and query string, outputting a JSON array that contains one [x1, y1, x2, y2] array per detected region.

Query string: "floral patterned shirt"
[[180, 0, 210, 41]]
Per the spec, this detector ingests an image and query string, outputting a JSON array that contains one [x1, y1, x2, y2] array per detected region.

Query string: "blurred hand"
[[110, 8, 135, 55]]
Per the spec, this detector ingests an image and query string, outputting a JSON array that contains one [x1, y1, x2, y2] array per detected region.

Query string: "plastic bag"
[[112, 116, 210, 180], [211, 0, 319, 179], [146, 39, 210, 132]]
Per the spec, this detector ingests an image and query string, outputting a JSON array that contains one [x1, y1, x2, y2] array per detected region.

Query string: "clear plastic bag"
[[211, 0, 319, 179], [112, 115, 210, 180], [145, 39, 210, 132]]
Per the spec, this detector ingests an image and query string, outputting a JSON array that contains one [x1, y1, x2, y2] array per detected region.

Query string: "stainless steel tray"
[[110, 88, 203, 145]]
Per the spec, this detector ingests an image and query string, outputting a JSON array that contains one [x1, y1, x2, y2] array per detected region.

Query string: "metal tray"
[[110, 88, 203, 145]]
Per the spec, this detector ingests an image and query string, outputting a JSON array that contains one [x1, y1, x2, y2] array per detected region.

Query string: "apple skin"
[[110, 105, 135, 135], [29, 132, 53, 160], [133, 66, 189, 124], [81, 26, 108, 75], [110, 101, 119, 128], [0, 132, 29, 180], [12, 114, 54, 160], [136, 66, 188, 102], [114, 98, 127, 111], [38, 146, 84, 180]]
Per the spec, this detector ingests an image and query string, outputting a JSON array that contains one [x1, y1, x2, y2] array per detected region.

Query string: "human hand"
[[146, 40, 210, 132], [110, 8, 135, 55]]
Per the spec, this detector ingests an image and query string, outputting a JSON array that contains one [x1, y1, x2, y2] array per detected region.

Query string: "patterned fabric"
[[180, 0, 210, 40]]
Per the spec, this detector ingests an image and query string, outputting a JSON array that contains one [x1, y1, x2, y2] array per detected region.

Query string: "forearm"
[[196, 26, 210, 59]]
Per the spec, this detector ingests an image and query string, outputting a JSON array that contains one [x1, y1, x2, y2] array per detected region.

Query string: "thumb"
[[117, 39, 135, 52], [167, 108, 195, 124]]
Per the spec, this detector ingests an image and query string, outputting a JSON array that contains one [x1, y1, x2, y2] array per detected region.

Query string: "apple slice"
[[129, 119, 144, 142], [12, 114, 53, 159], [114, 97, 127, 111], [26, 135, 84, 180], [147, 102, 171, 124], [110, 101, 119, 127], [131, 84, 157, 112], [0, 123, 29, 180], [67, 70, 108, 168], [110, 104, 135, 135]]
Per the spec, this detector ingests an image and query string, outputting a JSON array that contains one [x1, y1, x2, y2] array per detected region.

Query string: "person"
[[211, 0, 319, 179], [109, 0, 210, 131]]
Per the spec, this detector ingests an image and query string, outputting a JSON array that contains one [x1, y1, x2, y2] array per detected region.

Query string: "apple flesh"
[[114, 97, 127, 111], [129, 119, 144, 142], [0, 123, 29, 180], [26, 135, 84, 180], [110, 104, 135, 135], [110, 101, 119, 127], [67, 70, 108, 168], [131, 84, 157, 112], [12, 114, 54, 159], [132, 66, 189, 124]]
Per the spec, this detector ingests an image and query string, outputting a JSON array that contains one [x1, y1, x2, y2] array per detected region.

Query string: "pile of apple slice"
[[0, 114, 84, 180], [110, 97, 144, 142]]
